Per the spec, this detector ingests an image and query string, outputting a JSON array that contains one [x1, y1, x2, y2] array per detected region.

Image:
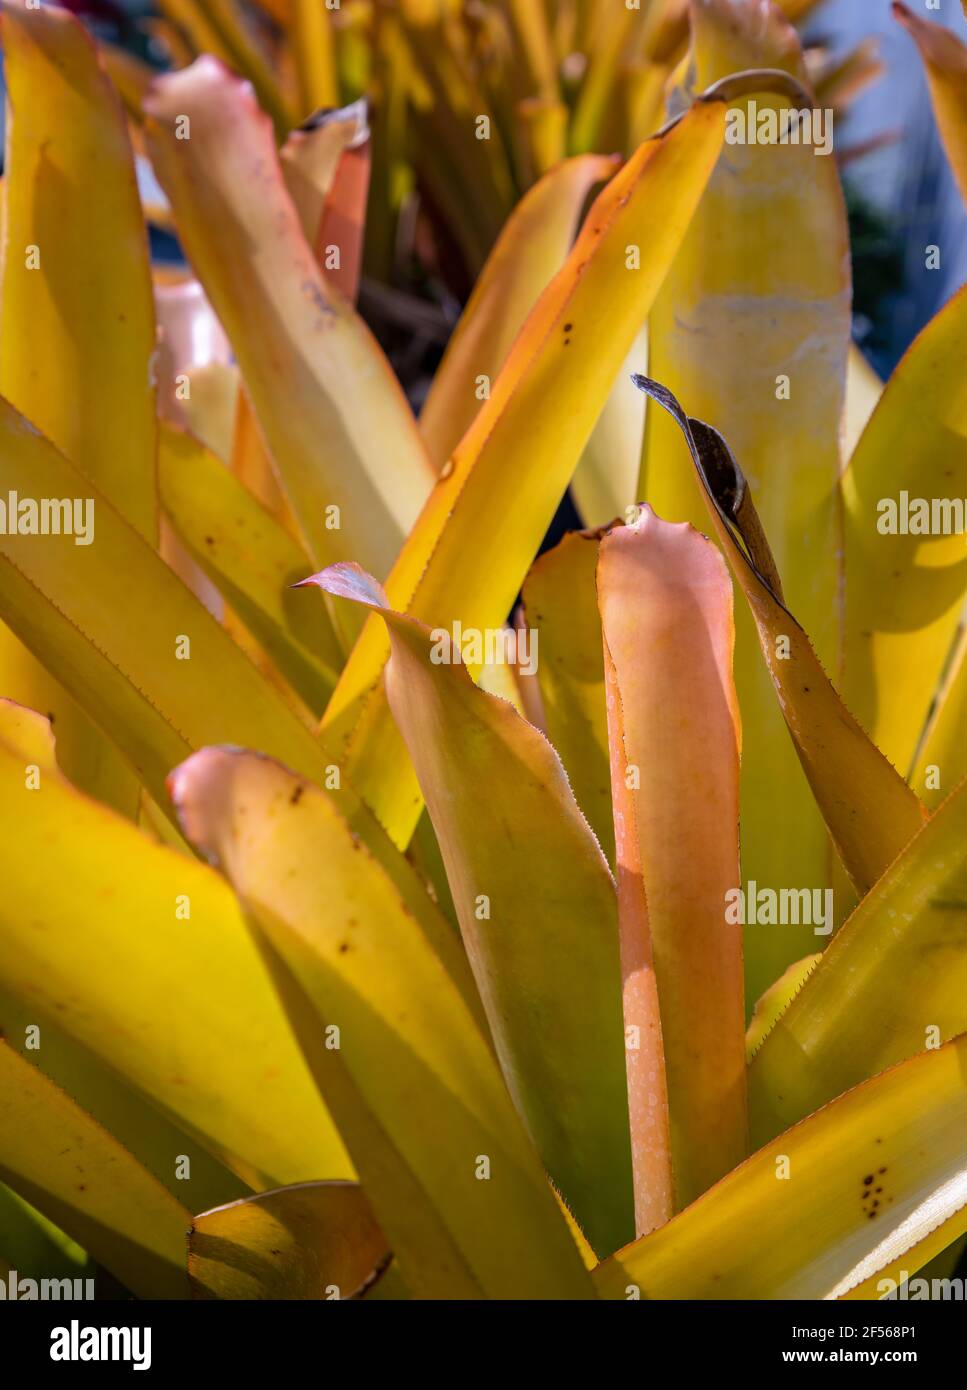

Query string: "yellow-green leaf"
[[158, 422, 341, 715], [170, 745, 595, 1299], [595, 1035, 967, 1300], [0, 726, 352, 1189], [571, 326, 648, 529], [750, 776, 967, 1144], [0, 1, 156, 538], [641, 0, 851, 1005], [745, 954, 821, 1059], [322, 103, 726, 847], [0, 401, 338, 812], [419, 153, 618, 468], [912, 626, 967, 807], [521, 530, 614, 862], [0, 980, 249, 1216], [189, 1181, 389, 1300], [0, 1, 158, 814], [301, 562, 634, 1259], [842, 282, 967, 779], [0, 1041, 190, 1299], [0, 1184, 87, 1283]]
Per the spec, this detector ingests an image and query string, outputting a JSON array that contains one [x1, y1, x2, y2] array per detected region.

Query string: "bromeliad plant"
[[0, 0, 966, 1300]]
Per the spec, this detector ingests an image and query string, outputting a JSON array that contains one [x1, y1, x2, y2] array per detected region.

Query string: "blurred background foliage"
[[4, 0, 964, 385]]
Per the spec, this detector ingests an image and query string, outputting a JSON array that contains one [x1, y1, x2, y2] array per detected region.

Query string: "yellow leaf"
[[144, 58, 435, 598], [504, 0, 559, 103], [569, 5, 636, 155], [158, 423, 341, 715], [640, 0, 852, 1005], [894, 1, 967, 207], [745, 954, 821, 1059], [595, 1036, 967, 1300], [282, 101, 371, 304], [571, 325, 648, 529], [842, 283, 967, 779], [1, 2, 156, 537], [522, 531, 614, 862], [192, 0, 293, 136], [301, 563, 634, 1259], [598, 511, 746, 1218], [0, 726, 352, 1190], [0, 402, 337, 813], [844, 344, 883, 461], [750, 776, 967, 1144], [291, 0, 339, 117], [515, 98, 568, 181], [0, 1, 157, 814], [634, 375, 926, 900], [0, 1041, 190, 1299], [322, 103, 726, 847], [189, 1182, 390, 1299], [419, 154, 618, 469], [0, 981, 250, 1217], [912, 626, 967, 806], [170, 745, 595, 1299]]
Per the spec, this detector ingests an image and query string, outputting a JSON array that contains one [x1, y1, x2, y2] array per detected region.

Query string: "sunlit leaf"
[[158, 423, 341, 715], [595, 1036, 967, 1300], [0, 1, 157, 815], [322, 103, 726, 847], [419, 153, 618, 469], [171, 745, 595, 1299], [571, 326, 647, 529], [750, 777, 967, 1144], [144, 58, 435, 601], [301, 562, 634, 1259], [642, 0, 851, 1005], [0, 724, 352, 1190], [0, 402, 338, 813], [842, 282, 967, 779], [745, 954, 821, 1059]]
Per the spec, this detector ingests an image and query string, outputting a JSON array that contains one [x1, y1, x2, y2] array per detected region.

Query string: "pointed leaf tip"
[[295, 562, 389, 610]]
